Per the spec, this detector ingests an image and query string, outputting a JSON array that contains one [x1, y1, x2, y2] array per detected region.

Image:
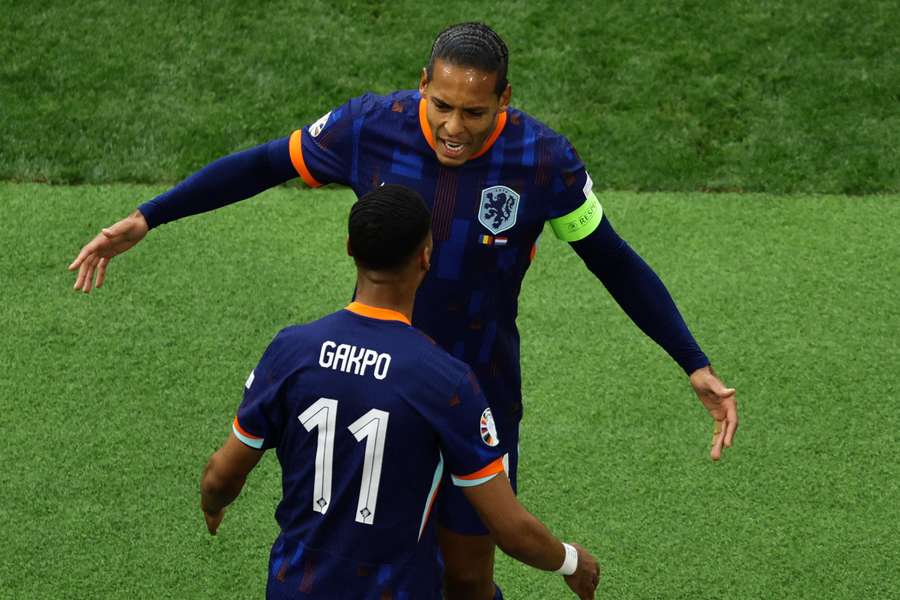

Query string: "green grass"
[[3, 1, 899, 596], [2, 0, 899, 193], [2, 183, 898, 598]]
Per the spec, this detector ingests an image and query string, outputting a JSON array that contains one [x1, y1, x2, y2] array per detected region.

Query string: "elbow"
[[201, 452, 242, 498]]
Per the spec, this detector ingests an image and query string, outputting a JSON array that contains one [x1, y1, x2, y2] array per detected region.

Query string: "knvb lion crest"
[[478, 186, 520, 234]]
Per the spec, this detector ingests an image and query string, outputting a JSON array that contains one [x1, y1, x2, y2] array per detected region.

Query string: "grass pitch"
[[2, 0, 898, 193], [3, 1, 899, 596], [2, 183, 897, 598]]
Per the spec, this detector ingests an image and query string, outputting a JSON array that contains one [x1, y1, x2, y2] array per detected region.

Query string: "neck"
[[353, 275, 417, 322]]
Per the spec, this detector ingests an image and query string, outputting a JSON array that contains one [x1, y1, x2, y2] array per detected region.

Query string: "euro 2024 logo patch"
[[308, 110, 332, 138], [480, 408, 500, 447], [479, 186, 520, 235]]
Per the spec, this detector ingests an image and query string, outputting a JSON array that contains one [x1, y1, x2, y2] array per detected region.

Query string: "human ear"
[[421, 242, 432, 272], [419, 67, 429, 94], [498, 84, 511, 111]]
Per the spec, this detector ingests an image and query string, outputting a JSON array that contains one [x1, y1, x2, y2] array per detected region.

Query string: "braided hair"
[[348, 185, 431, 271], [426, 22, 509, 95]]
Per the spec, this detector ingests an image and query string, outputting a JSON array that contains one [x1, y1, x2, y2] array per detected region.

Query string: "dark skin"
[[200, 235, 600, 599]]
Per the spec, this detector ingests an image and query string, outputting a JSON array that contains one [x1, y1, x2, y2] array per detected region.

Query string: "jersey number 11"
[[298, 397, 389, 525]]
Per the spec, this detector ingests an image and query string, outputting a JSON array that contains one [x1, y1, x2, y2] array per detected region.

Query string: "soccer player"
[[200, 184, 600, 599], [71, 22, 737, 599]]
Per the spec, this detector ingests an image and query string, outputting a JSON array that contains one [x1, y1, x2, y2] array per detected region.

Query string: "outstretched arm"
[[462, 473, 600, 599], [137, 136, 295, 229], [69, 137, 296, 292], [570, 216, 738, 459], [570, 216, 708, 374]]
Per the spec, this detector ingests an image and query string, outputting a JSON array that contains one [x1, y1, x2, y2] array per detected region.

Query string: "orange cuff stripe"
[[233, 416, 263, 441], [289, 129, 322, 188], [454, 456, 505, 481]]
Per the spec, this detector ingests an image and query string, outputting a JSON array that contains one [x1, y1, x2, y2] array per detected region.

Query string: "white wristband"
[[554, 543, 578, 576]]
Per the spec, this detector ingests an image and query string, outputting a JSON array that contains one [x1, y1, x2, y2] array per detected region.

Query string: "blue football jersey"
[[233, 302, 505, 599], [289, 91, 601, 451]]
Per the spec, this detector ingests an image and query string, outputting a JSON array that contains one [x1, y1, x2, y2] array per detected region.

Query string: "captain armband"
[[549, 192, 603, 242]]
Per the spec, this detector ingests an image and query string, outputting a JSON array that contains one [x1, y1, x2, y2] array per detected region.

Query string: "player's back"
[[235, 302, 496, 599]]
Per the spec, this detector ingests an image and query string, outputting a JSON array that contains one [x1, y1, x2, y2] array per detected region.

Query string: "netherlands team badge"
[[480, 408, 500, 447], [478, 185, 520, 234]]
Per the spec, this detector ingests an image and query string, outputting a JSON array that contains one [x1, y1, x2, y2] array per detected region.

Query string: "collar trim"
[[345, 301, 411, 325]]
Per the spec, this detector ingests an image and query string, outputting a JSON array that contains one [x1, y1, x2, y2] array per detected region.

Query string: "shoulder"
[[389, 327, 472, 391], [506, 107, 581, 167], [262, 311, 347, 366], [339, 89, 419, 121]]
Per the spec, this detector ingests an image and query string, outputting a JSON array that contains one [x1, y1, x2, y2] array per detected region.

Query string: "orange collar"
[[345, 301, 411, 325], [418, 97, 507, 161]]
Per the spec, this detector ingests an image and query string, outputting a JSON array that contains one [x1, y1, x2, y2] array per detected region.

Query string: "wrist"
[[683, 355, 711, 377], [134, 204, 157, 230], [554, 542, 578, 576]]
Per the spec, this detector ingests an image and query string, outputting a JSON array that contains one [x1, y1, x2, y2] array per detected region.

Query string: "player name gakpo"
[[319, 340, 391, 379]]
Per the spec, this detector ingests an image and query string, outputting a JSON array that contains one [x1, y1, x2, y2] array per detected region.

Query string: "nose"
[[444, 110, 464, 137]]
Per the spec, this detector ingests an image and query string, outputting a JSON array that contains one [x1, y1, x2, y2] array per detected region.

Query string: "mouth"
[[438, 137, 467, 159]]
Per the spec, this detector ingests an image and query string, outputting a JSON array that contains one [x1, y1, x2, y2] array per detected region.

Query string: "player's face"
[[419, 60, 511, 167]]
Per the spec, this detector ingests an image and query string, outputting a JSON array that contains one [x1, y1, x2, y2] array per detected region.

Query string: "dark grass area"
[[2, 183, 897, 598], [2, 0, 898, 193]]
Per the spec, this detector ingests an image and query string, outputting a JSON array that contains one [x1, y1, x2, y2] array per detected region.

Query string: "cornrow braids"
[[426, 22, 509, 95], [348, 185, 432, 271]]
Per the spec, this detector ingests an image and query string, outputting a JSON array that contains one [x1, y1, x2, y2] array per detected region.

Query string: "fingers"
[[95, 257, 109, 289], [205, 514, 217, 535], [204, 510, 222, 535], [711, 398, 739, 460], [566, 574, 596, 600], [569, 545, 599, 599], [717, 386, 737, 400], [74, 255, 97, 292], [71, 232, 115, 291], [68, 251, 85, 271], [723, 400, 739, 448], [710, 419, 725, 461], [579, 576, 597, 600], [708, 374, 735, 400], [68, 241, 97, 271], [588, 565, 599, 599], [81, 257, 97, 293], [69, 219, 124, 273], [70, 214, 147, 290], [73, 259, 87, 290]]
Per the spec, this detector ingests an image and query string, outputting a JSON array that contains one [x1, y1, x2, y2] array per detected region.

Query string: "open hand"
[[68, 210, 149, 292], [690, 366, 738, 461]]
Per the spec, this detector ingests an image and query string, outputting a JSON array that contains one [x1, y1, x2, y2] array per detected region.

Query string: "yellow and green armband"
[[549, 192, 603, 242]]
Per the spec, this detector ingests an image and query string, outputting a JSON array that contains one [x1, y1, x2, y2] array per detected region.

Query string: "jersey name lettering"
[[319, 340, 391, 380]]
